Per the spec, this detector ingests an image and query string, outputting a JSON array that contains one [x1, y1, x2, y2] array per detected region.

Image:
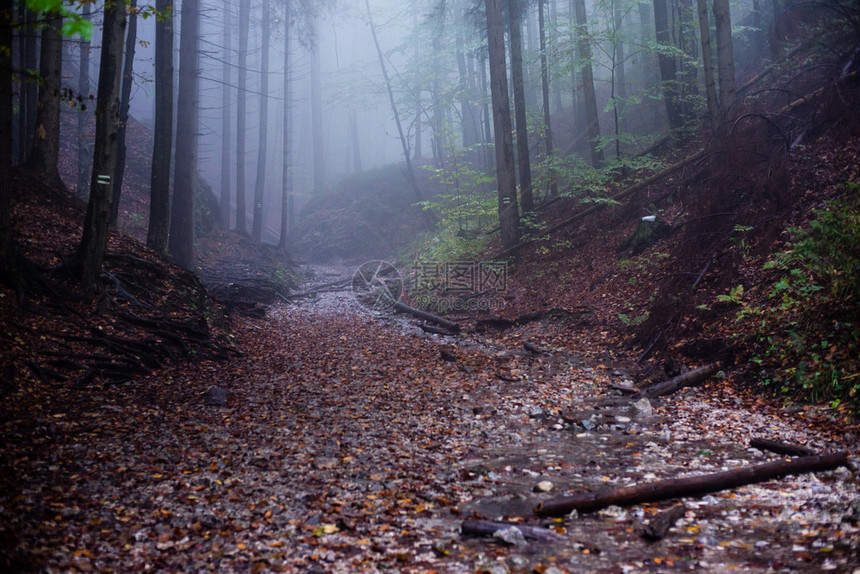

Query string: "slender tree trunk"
[[653, 0, 684, 130], [697, 0, 719, 119], [236, 0, 249, 234], [550, 0, 561, 114], [412, 11, 422, 161], [76, 3, 92, 197], [479, 51, 493, 170], [111, 0, 138, 227], [25, 14, 62, 185], [76, 3, 126, 291], [19, 5, 38, 166], [509, 0, 534, 212], [485, 0, 520, 249], [574, 0, 604, 166], [220, 4, 232, 229], [455, 15, 479, 150], [147, 0, 173, 252], [677, 0, 698, 117], [252, 0, 271, 242], [168, 0, 200, 270], [713, 0, 736, 113], [310, 14, 325, 192], [365, 0, 436, 227], [1, 3, 14, 274], [538, 0, 557, 196], [279, 0, 292, 251], [349, 109, 362, 173]]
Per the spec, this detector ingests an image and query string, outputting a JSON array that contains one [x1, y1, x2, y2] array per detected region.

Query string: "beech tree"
[[1, 4, 13, 275], [573, 0, 604, 166], [278, 0, 293, 251], [25, 13, 63, 185], [508, 0, 534, 212], [76, 1, 126, 291], [76, 3, 92, 196], [714, 0, 736, 113], [111, 0, 139, 227], [252, 0, 272, 242], [220, 3, 232, 229], [236, 0, 250, 234], [147, 0, 173, 252], [169, 0, 201, 269], [485, 0, 520, 249]]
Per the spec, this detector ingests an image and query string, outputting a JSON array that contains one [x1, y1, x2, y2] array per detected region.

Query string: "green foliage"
[[732, 182, 860, 412], [27, 0, 93, 39]]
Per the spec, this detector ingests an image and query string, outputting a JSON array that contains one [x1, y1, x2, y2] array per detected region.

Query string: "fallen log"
[[750, 437, 817, 457], [535, 452, 849, 517], [460, 519, 564, 542], [393, 301, 461, 333], [631, 364, 718, 400], [641, 504, 686, 541]]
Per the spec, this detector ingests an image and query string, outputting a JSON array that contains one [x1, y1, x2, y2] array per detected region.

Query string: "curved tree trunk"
[[147, 0, 173, 252]]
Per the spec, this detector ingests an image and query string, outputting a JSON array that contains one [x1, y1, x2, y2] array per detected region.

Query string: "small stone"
[[715, 370, 726, 380], [204, 387, 228, 407], [534, 480, 554, 493], [631, 398, 653, 416], [494, 526, 527, 547]]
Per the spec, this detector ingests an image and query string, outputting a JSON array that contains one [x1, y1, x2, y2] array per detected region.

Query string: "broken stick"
[[460, 519, 564, 542], [631, 364, 718, 400], [535, 452, 849, 517], [641, 504, 686, 541], [750, 437, 817, 457]]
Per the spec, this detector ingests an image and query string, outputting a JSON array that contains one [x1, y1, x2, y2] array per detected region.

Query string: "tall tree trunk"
[[279, 0, 292, 251], [550, 0, 561, 114], [111, 0, 138, 227], [509, 0, 534, 212], [653, 0, 684, 131], [677, 0, 698, 118], [76, 3, 92, 197], [412, 11, 422, 160], [252, 0, 271, 243], [713, 0, 736, 113], [76, 2, 126, 291], [455, 13, 479, 151], [19, 4, 38, 166], [235, 0, 249, 234], [1, 3, 14, 275], [485, 0, 520, 249], [365, 0, 436, 227], [349, 109, 362, 174], [574, 0, 604, 166], [147, 0, 173, 252], [479, 51, 493, 170], [696, 0, 718, 120], [538, 0, 557, 196], [25, 14, 62, 185], [310, 14, 325, 192], [168, 0, 200, 270], [220, 4, 232, 229]]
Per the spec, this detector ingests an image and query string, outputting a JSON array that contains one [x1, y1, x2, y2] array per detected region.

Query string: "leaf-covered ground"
[[2, 274, 858, 572]]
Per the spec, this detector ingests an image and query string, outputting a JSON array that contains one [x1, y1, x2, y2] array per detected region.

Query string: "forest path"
[[1, 274, 858, 572]]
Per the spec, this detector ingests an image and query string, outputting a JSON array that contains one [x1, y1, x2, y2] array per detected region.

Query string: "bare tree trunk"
[[169, 0, 200, 270], [574, 0, 604, 166], [653, 0, 684, 130], [76, 3, 92, 197], [349, 109, 362, 174], [485, 0, 520, 249], [279, 0, 292, 251], [76, 2, 126, 291], [147, 0, 173, 252], [19, 4, 38, 167], [310, 14, 325, 192], [677, 0, 698, 117], [479, 51, 493, 170], [25, 14, 63, 186], [252, 0, 271, 243], [111, 0, 138, 227], [509, 0, 534, 212], [220, 4, 232, 229], [538, 0, 557, 196], [365, 0, 436, 228], [697, 0, 719, 120], [235, 0, 249, 234], [1, 3, 13, 274], [713, 0, 736, 113]]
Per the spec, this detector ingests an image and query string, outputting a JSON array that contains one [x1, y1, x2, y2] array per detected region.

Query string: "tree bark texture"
[[697, 0, 719, 119], [220, 4, 232, 229], [111, 0, 138, 226], [538, 0, 557, 196], [169, 0, 200, 270], [1, 4, 13, 270], [279, 0, 292, 251], [486, 0, 521, 249], [77, 3, 126, 291], [76, 3, 92, 196], [653, 0, 684, 130], [235, 0, 250, 233], [26, 14, 63, 184], [573, 0, 604, 166], [147, 0, 173, 252], [713, 0, 736, 112], [252, 0, 271, 242], [508, 0, 534, 212]]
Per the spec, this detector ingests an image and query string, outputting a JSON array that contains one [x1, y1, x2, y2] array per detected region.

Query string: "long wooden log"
[[535, 452, 849, 517], [631, 363, 718, 400], [750, 437, 817, 457], [460, 519, 564, 542], [393, 301, 461, 333]]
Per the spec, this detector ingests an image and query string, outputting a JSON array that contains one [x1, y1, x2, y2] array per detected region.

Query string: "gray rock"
[[205, 387, 228, 407], [631, 397, 653, 416]]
